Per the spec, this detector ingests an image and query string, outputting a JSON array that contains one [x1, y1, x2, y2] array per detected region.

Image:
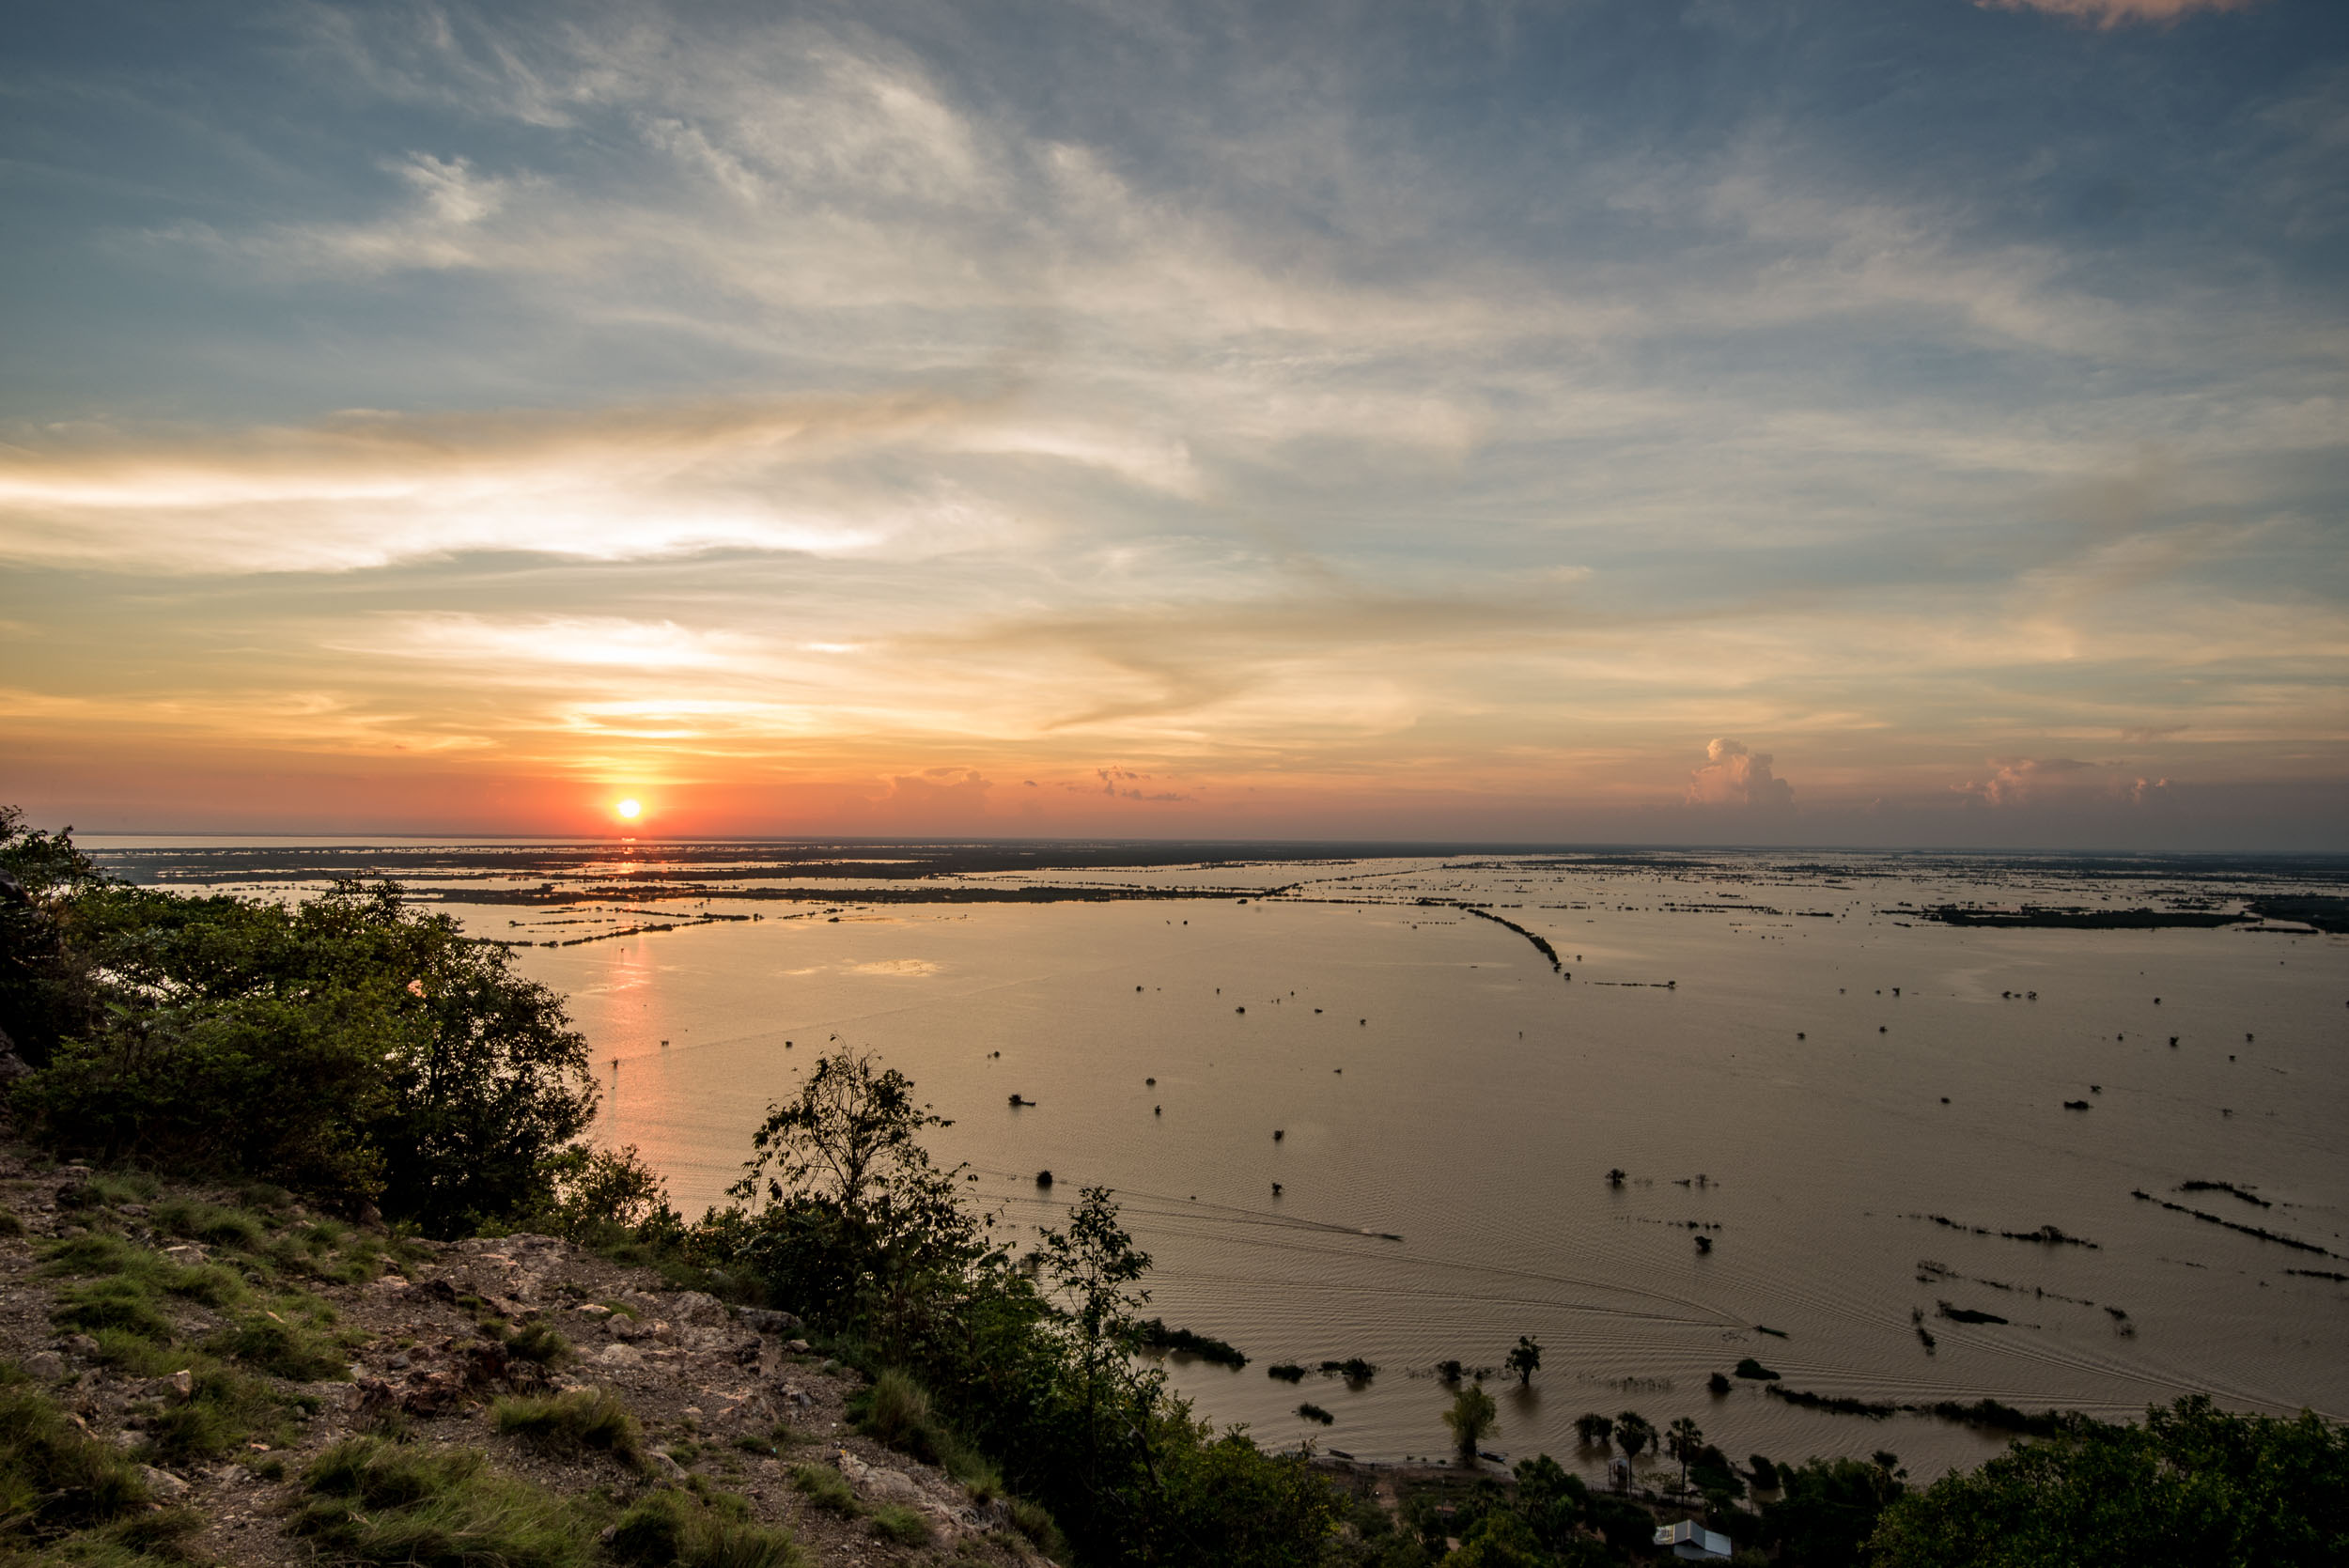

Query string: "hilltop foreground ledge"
[[0, 1147, 1052, 1568]]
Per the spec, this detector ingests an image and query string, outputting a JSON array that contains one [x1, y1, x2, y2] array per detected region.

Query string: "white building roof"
[[1652, 1519, 1734, 1560]]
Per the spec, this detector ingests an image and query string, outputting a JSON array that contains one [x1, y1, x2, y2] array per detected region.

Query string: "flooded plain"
[[88, 841, 2349, 1483]]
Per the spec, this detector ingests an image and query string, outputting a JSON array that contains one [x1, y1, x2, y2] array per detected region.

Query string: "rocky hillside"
[[0, 1149, 1057, 1568]]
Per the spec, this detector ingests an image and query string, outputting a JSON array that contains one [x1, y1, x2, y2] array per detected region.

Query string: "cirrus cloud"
[[1975, 0, 2264, 27]]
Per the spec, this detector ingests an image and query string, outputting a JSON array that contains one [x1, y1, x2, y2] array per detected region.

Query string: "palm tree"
[[1668, 1416, 1705, 1489], [1615, 1410, 1657, 1466]]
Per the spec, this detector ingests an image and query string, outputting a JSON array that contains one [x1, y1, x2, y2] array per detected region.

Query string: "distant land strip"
[[451, 883, 1249, 908], [1908, 894, 2349, 931], [1448, 903, 1565, 972]]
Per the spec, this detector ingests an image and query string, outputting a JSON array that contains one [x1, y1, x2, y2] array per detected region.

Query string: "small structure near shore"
[[1653, 1519, 1734, 1560]]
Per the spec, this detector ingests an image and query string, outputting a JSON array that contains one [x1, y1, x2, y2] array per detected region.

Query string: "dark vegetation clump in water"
[[1937, 1301, 2010, 1326], [1914, 905, 2245, 930], [9, 807, 2349, 1568], [1130, 1317, 1247, 1368], [2131, 1188, 2341, 1258], [2179, 1180, 2271, 1209], [1910, 1213, 2099, 1249], [1768, 1386, 1902, 1419]]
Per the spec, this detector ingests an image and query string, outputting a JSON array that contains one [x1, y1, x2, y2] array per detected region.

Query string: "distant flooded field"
[[89, 840, 2349, 1483]]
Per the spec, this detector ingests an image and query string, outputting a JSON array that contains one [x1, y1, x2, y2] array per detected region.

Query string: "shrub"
[[506, 1320, 572, 1366], [209, 1312, 349, 1381], [943, 1445, 1003, 1502], [152, 1200, 268, 1251], [1267, 1362, 1307, 1383], [855, 1368, 935, 1456], [0, 1373, 153, 1542], [1734, 1357, 1781, 1381], [1005, 1497, 1065, 1557], [786, 1465, 859, 1515], [492, 1389, 640, 1461], [52, 1280, 175, 1343], [607, 1487, 805, 1568], [1131, 1318, 1248, 1368], [867, 1504, 932, 1545], [1298, 1403, 1334, 1425], [141, 1363, 285, 1464]]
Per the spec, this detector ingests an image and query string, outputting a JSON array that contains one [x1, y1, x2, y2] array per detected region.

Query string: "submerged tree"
[[1574, 1412, 1615, 1448], [1446, 1382, 1500, 1459], [1506, 1334, 1543, 1388]]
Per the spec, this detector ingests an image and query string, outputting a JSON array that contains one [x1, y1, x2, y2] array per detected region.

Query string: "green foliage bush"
[[1868, 1395, 2349, 1567], [7, 862, 599, 1234]]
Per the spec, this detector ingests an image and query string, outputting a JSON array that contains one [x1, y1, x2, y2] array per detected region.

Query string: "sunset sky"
[[4, 0, 2345, 846]]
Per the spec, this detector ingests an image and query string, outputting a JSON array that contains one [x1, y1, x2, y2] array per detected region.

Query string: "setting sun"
[[614, 798, 641, 820]]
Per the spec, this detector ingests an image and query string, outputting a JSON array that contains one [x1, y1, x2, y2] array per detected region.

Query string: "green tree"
[[0, 806, 105, 1072], [1039, 1186, 1157, 1521], [1511, 1453, 1594, 1554], [1445, 1383, 1499, 1460], [1504, 1334, 1542, 1388], [1573, 1412, 1614, 1447], [1868, 1396, 2348, 1568], [728, 1046, 983, 1357], [1614, 1411, 1657, 1466], [1761, 1454, 1905, 1565], [12, 875, 597, 1230]]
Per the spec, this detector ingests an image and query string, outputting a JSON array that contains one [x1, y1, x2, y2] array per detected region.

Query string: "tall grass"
[[492, 1389, 642, 1462], [297, 1436, 592, 1568]]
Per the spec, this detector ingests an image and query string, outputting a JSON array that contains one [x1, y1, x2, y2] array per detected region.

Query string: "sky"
[[3, 0, 2345, 847]]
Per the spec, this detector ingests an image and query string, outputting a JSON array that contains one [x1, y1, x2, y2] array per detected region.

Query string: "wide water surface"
[[93, 843, 2349, 1483]]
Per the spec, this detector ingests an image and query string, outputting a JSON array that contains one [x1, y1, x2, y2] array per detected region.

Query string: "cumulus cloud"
[[1686, 738, 1794, 811], [1975, 0, 2263, 26], [1955, 756, 2171, 808], [1095, 766, 1192, 802], [875, 767, 992, 818]]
